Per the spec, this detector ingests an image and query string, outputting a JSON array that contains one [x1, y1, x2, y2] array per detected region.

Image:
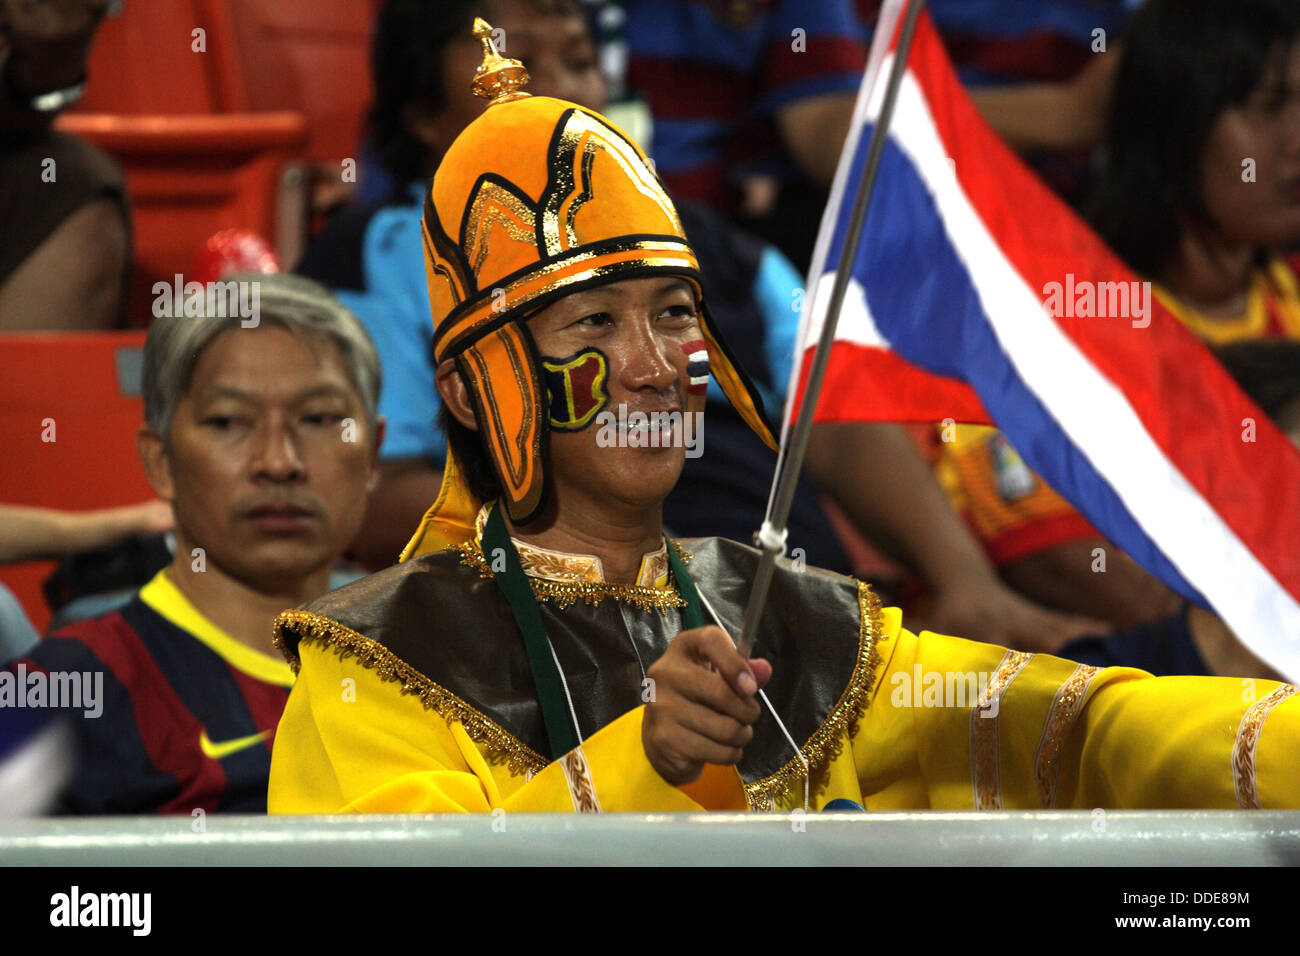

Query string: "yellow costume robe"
[[269, 529, 1300, 814]]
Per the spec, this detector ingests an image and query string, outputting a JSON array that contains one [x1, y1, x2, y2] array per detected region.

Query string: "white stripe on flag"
[[861, 61, 1300, 678], [805, 274, 887, 349], [779, 0, 909, 522]]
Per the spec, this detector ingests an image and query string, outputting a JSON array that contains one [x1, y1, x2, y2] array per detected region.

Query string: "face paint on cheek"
[[683, 339, 709, 396], [541, 346, 611, 431]]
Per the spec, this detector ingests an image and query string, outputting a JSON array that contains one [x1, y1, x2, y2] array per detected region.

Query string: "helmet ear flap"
[[700, 304, 779, 451], [456, 322, 550, 525]]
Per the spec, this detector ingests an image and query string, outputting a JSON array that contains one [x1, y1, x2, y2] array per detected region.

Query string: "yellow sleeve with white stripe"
[[851, 608, 1300, 810], [267, 640, 722, 814]]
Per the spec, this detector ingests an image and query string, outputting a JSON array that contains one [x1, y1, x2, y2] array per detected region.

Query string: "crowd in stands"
[[1, 0, 1297, 815]]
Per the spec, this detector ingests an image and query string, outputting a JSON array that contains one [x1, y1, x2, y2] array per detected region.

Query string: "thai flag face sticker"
[[683, 339, 709, 396]]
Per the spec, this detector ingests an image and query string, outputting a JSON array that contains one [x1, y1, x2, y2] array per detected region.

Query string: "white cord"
[[547, 637, 585, 748], [544, 589, 811, 812], [697, 587, 810, 813]]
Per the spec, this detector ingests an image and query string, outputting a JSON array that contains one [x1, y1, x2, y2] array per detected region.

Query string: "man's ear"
[[366, 416, 387, 495], [137, 426, 175, 502], [435, 359, 478, 430]]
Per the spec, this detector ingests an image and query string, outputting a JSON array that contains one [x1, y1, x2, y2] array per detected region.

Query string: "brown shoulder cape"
[[275, 537, 882, 805]]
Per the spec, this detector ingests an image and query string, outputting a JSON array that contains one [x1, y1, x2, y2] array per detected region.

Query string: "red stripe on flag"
[[791, 342, 990, 425]]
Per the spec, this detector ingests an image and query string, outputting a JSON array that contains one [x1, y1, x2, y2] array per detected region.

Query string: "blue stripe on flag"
[[824, 126, 1206, 606]]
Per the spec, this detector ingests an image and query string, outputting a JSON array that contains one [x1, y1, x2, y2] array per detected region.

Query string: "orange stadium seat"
[[0, 333, 153, 633]]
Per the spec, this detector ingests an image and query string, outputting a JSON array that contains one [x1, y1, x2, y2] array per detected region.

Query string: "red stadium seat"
[[0, 333, 153, 633], [55, 112, 307, 324], [77, 0, 373, 163], [217, 0, 375, 163], [73, 0, 233, 115], [61, 0, 375, 317]]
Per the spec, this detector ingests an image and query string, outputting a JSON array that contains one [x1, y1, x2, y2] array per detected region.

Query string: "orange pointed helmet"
[[402, 19, 776, 559]]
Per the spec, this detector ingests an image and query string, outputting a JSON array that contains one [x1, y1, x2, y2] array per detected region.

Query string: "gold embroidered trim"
[[1034, 664, 1101, 808], [562, 747, 602, 813], [519, 546, 604, 583], [740, 581, 884, 810], [970, 649, 1034, 811], [1232, 682, 1299, 810], [526, 576, 685, 612], [454, 538, 691, 612], [472, 502, 678, 585], [467, 182, 538, 277], [435, 243, 697, 360], [273, 609, 548, 778]]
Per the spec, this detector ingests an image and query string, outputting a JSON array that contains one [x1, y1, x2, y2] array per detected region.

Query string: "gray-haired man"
[[2, 273, 384, 814]]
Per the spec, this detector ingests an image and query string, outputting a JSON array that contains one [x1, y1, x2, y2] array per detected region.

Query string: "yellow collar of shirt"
[[473, 504, 671, 588], [1153, 257, 1300, 344], [139, 570, 295, 687]]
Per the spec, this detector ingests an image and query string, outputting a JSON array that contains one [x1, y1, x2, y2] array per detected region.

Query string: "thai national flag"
[[789, 2, 1300, 677], [683, 339, 710, 396]]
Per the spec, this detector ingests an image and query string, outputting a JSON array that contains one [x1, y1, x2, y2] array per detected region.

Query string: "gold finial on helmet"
[[471, 17, 530, 105]]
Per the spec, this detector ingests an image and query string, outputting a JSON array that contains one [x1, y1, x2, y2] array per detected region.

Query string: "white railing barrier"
[[2, 811, 1298, 865]]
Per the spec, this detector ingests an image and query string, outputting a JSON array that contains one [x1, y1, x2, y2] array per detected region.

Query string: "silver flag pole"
[[737, 0, 926, 657]]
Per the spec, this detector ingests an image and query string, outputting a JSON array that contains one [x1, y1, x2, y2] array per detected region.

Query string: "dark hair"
[[143, 273, 382, 441], [1213, 340, 1300, 426], [367, 0, 587, 186], [367, 0, 479, 186], [439, 403, 504, 502], [1086, 0, 1300, 277]]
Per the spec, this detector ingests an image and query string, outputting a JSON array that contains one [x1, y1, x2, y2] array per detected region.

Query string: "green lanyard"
[[666, 534, 704, 630], [481, 501, 703, 760]]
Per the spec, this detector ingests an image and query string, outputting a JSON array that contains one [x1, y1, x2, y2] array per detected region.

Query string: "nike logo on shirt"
[[199, 729, 271, 760]]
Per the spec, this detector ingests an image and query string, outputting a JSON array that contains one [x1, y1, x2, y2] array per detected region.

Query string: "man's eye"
[[302, 412, 344, 426], [201, 415, 240, 429], [576, 313, 612, 327], [660, 306, 698, 322]]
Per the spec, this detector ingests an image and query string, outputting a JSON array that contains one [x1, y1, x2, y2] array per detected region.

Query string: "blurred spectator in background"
[[1, 274, 384, 813], [622, 0, 865, 272], [617, 0, 1128, 272], [297, 0, 499, 566], [0, 501, 172, 568], [937, 0, 1300, 630], [0, 500, 172, 660], [1089, 0, 1300, 339], [0, 0, 128, 329], [860, 0, 1130, 207]]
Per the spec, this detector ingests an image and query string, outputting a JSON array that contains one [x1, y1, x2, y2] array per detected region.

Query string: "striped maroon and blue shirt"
[[4, 571, 292, 815], [625, 0, 868, 208]]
